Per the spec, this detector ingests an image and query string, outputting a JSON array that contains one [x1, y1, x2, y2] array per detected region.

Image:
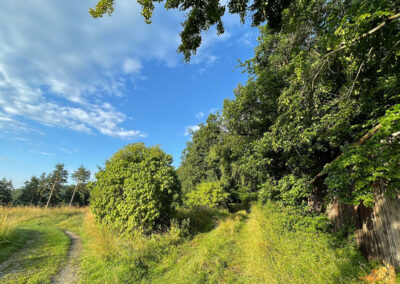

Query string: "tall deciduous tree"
[[178, 0, 400, 208], [69, 165, 91, 207]]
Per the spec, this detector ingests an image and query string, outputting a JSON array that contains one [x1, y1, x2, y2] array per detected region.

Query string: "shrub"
[[89, 143, 181, 234], [186, 181, 229, 208]]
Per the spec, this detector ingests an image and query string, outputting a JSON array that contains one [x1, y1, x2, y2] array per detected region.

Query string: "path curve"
[[52, 230, 81, 284]]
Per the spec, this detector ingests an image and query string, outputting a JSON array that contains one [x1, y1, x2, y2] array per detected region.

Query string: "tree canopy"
[[178, 0, 400, 209]]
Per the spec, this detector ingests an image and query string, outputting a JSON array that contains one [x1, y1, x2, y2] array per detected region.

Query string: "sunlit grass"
[[0, 206, 85, 283], [0, 214, 20, 245], [234, 204, 369, 283], [0, 204, 374, 283]]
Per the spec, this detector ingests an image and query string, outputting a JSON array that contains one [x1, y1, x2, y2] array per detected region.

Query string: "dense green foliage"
[[89, 143, 181, 234], [0, 178, 13, 205], [186, 181, 229, 208], [178, 0, 400, 209], [258, 175, 311, 208], [325, 105, 400, 207]]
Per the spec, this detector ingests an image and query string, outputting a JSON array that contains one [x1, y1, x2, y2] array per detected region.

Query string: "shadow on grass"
[[0, 228, 39, 264]]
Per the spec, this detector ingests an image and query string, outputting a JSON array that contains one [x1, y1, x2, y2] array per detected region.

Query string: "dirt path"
[[52, 230, 81, 284]]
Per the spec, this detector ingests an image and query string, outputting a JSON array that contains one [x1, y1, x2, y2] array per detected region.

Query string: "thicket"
[[178, 0, 400, 211], [89, 143, 181, 234]]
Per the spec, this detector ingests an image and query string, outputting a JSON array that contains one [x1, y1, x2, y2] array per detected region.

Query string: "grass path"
[[145, 206, 369, 283]]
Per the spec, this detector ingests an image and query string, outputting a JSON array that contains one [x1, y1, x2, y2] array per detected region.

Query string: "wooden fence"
[[327, 181, 400, 267]]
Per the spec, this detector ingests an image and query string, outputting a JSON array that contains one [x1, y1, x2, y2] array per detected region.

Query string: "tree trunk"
[[69, 183, 79, 207], [46, 177, 58, 209], [29, 193, 34, 207]]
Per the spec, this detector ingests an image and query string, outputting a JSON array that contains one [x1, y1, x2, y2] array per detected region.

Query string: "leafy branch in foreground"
[[90, 0, 293, 61]]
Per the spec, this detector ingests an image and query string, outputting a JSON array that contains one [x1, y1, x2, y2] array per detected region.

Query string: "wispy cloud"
[[209, 108, 219, 114], [195, 112, 205, 119], [184, 125, 200, 136], [0, 0, 181, 139], [30, 150, 55, 156], [56, 147, 76, 154], [0, 1, 249, 139]]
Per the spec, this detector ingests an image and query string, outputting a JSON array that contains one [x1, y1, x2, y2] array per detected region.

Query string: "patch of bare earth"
[[52, 231, 81, 284]]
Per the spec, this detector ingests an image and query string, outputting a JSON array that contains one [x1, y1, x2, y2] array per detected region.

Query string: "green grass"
[[146, 211, 248, 283], [77, 205, 372, 283], [0, 205, 388, 283], [0, 224, 69, 284], [0, 226, 34, 263], [0, 207, 85, 284], [232, 204, 369, 283]]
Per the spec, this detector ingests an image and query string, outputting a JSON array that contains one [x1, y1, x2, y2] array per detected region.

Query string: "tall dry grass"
[[0, 206, 85, 244], [0, 214, 20, 244]]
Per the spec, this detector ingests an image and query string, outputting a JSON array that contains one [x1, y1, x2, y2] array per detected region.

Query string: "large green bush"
[[89, 143, 181, 234]]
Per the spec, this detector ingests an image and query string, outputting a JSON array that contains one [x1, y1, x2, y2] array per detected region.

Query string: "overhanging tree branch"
[[310, 123, 382, 185]]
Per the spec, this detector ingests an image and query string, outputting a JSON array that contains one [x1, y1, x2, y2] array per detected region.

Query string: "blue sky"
[[0, 0, 258, 187]]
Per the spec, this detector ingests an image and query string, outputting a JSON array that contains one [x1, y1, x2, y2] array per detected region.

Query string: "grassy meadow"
[[0, 204, 390, 283]]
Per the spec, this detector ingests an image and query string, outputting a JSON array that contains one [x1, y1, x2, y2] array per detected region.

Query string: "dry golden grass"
[[0, 205, 84, 218], [0, 214, 20, 243], [83, 210, 120, 258], [0, 206, 86, 244]]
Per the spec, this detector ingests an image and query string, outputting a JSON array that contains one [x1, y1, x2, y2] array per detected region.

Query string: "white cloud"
[[195, 112, 205, 119], [0, 1, 250, 139], [0, 0, 182, 138], [123, 58, 143, 74], [184, 125, 200, 136]]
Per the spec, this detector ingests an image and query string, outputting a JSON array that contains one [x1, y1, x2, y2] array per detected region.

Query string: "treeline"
[[1, 164, 90, 207], [178, 0, 400, 210]]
